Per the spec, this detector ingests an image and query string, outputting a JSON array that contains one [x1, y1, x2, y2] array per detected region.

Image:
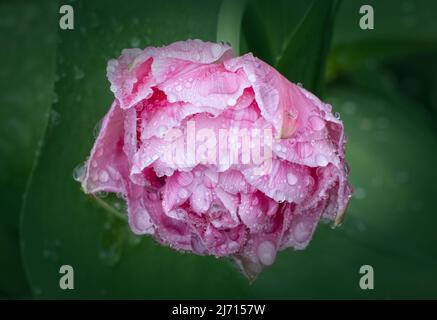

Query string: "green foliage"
[[0, 0, 57, 298], [0, 0, 436, 299]]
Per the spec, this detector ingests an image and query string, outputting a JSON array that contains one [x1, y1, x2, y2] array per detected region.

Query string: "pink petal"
[[189, 183, 213, 214], [158, 63, 250, 111], [242, 159, 314, 204], [82, 101, 126, 194]]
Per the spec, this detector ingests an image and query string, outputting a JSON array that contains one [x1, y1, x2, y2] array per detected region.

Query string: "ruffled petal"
[[81, 101, 126, 194], [158, 63, 250, 111]]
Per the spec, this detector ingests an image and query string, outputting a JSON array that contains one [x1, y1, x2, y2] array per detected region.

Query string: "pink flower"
[[79, 40, 351, 279]]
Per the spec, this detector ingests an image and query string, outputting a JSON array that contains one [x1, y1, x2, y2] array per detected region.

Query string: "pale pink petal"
[[189, 183, 213, 214], [107, 50, 155, 109], [82, 101, 126, 194], [224, 53, 299, 138], [242, 159, 314, 204], [218, 170, 250, 194], [159, 63, 250, 112]]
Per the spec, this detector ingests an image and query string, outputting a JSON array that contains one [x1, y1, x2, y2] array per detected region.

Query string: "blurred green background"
[[0, 0, 436, 299]]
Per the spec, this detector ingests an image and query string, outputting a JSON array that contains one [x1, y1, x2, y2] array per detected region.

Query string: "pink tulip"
[[79, 40, 351, 279]]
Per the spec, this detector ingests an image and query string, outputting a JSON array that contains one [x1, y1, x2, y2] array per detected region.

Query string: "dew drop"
[[48, 109, 61, 127], [52, 92, 58, 104], [158, 125, 167, 137], [248, 74, 256, 83], [96, 191, 108, 198], [175, 84, 182, 92], [286, 173, 298, 185], [274, 144, 283, 152], [130, 37, 140, 47], [309, 116, 325, 131], [293, 221, 310, 243], [74, 66, 85, 80], [93, 119, 103, 138], [167, 93, 176, 103], [315, 154, 328, 167], [227, 98, 237, 106], [354, 187, 367, 200], [99, 244, 121, 266], [99, 170, 109, 183], [344, 162, 350, 174], [73, 163, 86, 182], [257, 241, 276, 266], [228, 241, 239, 251], [211, 43, 222, 57]]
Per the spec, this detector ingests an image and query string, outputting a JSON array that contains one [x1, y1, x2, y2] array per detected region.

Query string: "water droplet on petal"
[[309, 116, 325, 131], [167, 93, 176, 103], [286, 173, 298, 185], [257, 241, 276, 266], [211, 43, 222, 58], [228, 241, 239, 251], [158, 125, 167, 137], [248, 74, 256, 83], [294, 221, 310, 243], [227, 98, 237, 106], [315, 154, 328, 167], [99, 170, 109, 183]]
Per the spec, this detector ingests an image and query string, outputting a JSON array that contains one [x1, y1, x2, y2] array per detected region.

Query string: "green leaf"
[[328, 0, 437, 79], [275, 0, 340, 94], [386, 53, 437, 115], [241, 0, 313, 65], [0, 0, 57, 298], [216, 0, 248, 55], [242, 0, 339, 93]]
